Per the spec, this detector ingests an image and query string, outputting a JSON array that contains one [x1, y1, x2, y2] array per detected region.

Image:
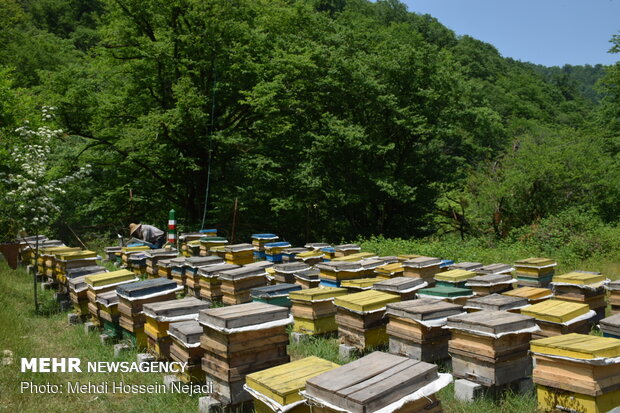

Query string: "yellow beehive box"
[[334, 290, 399, 312], [536, 385, 620, 413], [341, 278, 382, 290], [531, 333, 620, 360], [503, 286, 552, 301], [374, 262, 404, 278], [434, 269, 477, 283], [246, 356, 339, 406], [55, 250, 98, 261], [397, 254, 421, 261], [122, 245, 150, 253], [515, 257, 557, 267], [84, 269, 135, 288], [553, 272, 606, 285], [331, 252, 376, 262], [521, 299, 590, 323], [296, 250, 324, 259], [289, 287, 347, 302]]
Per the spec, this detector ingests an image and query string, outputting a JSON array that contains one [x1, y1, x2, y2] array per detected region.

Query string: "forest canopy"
[[1, 0, 619, 245]]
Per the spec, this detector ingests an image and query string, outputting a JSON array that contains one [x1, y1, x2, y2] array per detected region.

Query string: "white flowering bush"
[[1, 107, 91, 238]]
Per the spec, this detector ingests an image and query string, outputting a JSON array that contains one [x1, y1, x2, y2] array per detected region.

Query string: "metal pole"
[[33, 228, 39, 314]]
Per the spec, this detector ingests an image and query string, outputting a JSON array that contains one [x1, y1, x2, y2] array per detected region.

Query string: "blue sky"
[[401, 0, 620, 67]]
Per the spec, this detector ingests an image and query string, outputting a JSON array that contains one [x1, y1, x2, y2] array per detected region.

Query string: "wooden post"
[[230, 198, 238, 244]]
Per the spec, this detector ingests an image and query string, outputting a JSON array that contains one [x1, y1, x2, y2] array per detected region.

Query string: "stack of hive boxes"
[[69, 273, 98, 319], [295, 249, 325, 266], [224, 244, 255, 265], [417, 269, 477, 305], [104, 246, 122, 264], [341, 278, 382, 293], [251, 233, 279, 260], [40, 246, 80, 280], [264, 242, 291, 263], [465, 293, 528, 313], [157, 258, 174, 279], [521, 299, 594, 338], [170, 257, 188, 287], [386, 298, 463, 362], [293, 268, 321, 289], [465, 273, 514, 296], [402, 256, 442, 287], [373, 277, 427, 301], [374, 262, 404, 279], [63, 265, 106, 300], [96, 290, 122, 338], [600, 314, 620, 339], [186, 240, 202, 257], [244, 356, 339, 413], [316, 261, 367, 288], [552, 271, 608, 322], [179, 232, 206, 256], [334, 290, 399, 351], [184, 256, 225, 297], [128, 252, 148, 276], [145, 249, 178, 278], [531, 334, 620, 413], [290, 287, 348, 336], [168, 320, 205, 382], [447, 311, 537, 388], [303, 352, 450, 413], [608, 280, 620, 315], [198, 302, 292, 405], [54, 250, 99, 285], [218, 265, 268, 305], [199, 236, 228, 256], [514, 257, 557, 288], [331, 252, 376, 263], [320, 246, 336, 260], [503, 286, 553, 305], [273, 262, 310, 284], [143, 297, 209, 359], [18, 235, 48, 265], [333, 244, 361, 257], [117, 278, 181, 347], [84, 270, 137, 326], [121, 245, 150, 267], [281, 247, 310, 262], [250, 283, 301, 307], [197, 263, 238, 304]]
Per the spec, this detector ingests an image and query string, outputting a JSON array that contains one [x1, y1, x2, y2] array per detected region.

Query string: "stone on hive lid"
[[168, 320, 203, 344], [143, 297, 209, 318], [386, 298, 463, 320], [198, 302, 289, 329], [305, 352, 438, 413], [466, 294, 527, 311], [116, 278, 178, 298], [446, 310, 536, 335], [372, 277, 426, 292]]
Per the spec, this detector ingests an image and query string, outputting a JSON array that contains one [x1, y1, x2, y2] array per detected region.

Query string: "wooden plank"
[[466, 294, 527, 311], [198, 302, 289, 329], [116, 278, 178, 297], [446, 310, 536, 334], [386, 299, 462, 320], [143, 297, 209, 318]]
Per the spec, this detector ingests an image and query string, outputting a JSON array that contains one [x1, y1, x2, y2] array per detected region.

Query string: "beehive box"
[[386, 298, 463, 362], [417, 285, 474, 305], [273, 262, 310, 284], [199, 237, 228, 256], [552, 271, 608, 322], [374, 262, 404, 279], [341, 278, 382, 293], [316, 261, 368, 286], [198, 263, 239, 303], [372, 277, 426, 301], [252, 234, 279, 251], [198, 302, 292, 405], [218, 265, 267, 305], [245, 356, 340, 413], [402, 257, 442, 286], [503, 286, 553, 304], [449, 262, 483, 272], [434, 269, 477, 288], [531, 333, 620, 405], [600, 314, 620, 339], [290, 287, 348, 335], [475, 263, 514, 275], [331, 252, 376, 263], [184, 256, 225, 295], [608, 281, 620, 314], [333, 244, 361, 257], [96, 290, 120, 323], [514, 257, 557, 288], [264, 242, 292, 263], [334, 291, 399, 350], [168, 320, 206, 383], [68, 274, 91, 317], [465, 293, 528, 313], [465, 273, 515, 296], [447, 311, 537, 386], [293, 268, 321, 290], [304, 352, 445, 413], [521, 299, 592, 338], [295, 249, 325, 265], [250, 283, 301, 307]]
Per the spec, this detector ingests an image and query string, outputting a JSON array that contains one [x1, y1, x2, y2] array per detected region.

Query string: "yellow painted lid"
[[515, 257, 557, 267], [553, 271, 605, 285], [296, 250, 324, 258], [289, 287, 348, 302], [121, 245, 150, 253], [334, 290, 399, 312], [521, 299, 590, 323], [503, 287, 551, 300], [374, 263, 404, 275], [434, 269, 477, 282], [341, 278, 382, 289], [246, 356, 339, 405], [55, 250, 98, 261], [85, 269, 135, 288], [531, 333, 620, 359], [397, 254, 421, 261], [41, 246, 81, 256], [331, 252, 376, 262]]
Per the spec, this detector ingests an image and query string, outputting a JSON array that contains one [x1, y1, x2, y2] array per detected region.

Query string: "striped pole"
[[168, 209, 177, 245]]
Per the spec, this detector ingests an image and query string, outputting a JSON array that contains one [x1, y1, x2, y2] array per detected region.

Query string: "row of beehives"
[[17, 234, 620, 412]]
